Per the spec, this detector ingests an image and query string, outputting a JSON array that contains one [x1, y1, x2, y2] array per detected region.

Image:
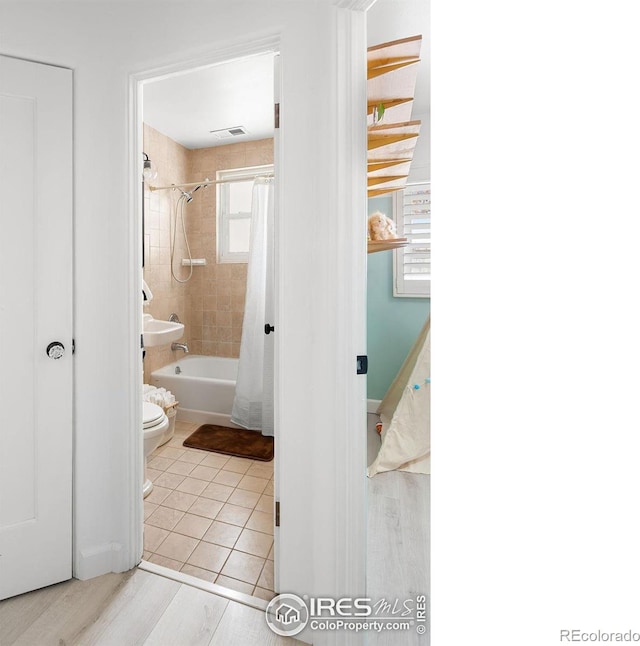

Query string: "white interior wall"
[[0, 1, 368, 631]]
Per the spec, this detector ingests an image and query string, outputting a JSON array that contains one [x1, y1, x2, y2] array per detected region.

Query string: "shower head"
[[179, 189, 193, 203], [174, 178, 210, 203]]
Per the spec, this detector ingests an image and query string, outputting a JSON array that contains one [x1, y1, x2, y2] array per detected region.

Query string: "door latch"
[[356, 355, 368, 375]]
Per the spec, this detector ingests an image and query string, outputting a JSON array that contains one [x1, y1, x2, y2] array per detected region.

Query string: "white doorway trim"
[[124, 10, 369, 644], [125, 32, 282, 573]]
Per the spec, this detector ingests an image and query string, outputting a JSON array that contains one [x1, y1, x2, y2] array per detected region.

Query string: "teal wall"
[[367, 196, 430, 400]]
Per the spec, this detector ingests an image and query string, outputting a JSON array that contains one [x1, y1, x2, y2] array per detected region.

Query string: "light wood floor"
[[367, 470, 430, 646], [0, 568, 303, 646], [1, 430, 429, 646]]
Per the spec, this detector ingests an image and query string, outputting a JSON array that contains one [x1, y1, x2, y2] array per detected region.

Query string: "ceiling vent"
[[209, 126, 249, 139]]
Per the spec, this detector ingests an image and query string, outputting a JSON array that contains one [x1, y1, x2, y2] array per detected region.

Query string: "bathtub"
[[150, 355, 241, 428]]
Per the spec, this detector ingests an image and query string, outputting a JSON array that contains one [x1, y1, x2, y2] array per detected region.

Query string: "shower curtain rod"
[[149, 174, 274, 192]]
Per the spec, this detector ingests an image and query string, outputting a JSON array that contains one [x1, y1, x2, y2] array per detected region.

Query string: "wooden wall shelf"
[[368, 238, 408, 254], [368, 35, 422, 73], [366, 98, 413, 127], [367, 36, 422, 200], [368, 159, 411, 174]]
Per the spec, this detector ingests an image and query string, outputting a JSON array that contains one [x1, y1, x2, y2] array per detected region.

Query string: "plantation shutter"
[[393, 181, 430, 297]]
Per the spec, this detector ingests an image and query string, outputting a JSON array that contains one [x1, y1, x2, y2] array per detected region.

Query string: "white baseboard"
[[367, 399, 381, 414], [75, 542, 126, 580]]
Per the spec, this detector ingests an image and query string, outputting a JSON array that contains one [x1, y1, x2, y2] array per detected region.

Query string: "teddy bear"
[[368, 211, 397, 241]]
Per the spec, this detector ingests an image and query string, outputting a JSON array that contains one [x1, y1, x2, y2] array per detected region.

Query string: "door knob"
[[264, 324, 275, 335], [46, 342, 65, 359]]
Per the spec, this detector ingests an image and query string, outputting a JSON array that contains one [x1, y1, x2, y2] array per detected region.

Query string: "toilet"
[[143, 401, 169, 498]]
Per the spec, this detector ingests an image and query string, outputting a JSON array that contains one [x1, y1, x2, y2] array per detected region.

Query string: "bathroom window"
[[217, 164, 274, 263], [393, 181, 431, 297]]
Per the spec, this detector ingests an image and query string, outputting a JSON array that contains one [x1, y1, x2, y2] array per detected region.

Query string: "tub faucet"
[[171, 342, 189, 354]]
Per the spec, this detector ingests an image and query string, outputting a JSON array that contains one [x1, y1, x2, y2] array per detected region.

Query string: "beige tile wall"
[[143, 125, 191, 382], [142, 125, 273, 381], [187, 139, 273, 358]]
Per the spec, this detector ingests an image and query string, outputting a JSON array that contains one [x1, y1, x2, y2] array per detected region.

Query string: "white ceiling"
[[143, 52, 275, 150], [142, 0, 429, 150]]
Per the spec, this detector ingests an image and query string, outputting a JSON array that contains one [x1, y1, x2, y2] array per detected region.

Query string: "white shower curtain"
[[230, 178, 274, 436]]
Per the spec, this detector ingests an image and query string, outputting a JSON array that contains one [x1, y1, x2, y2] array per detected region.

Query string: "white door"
[[0, 56, 73, 600]]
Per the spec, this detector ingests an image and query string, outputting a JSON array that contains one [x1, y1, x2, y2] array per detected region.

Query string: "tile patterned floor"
[[143, 420, 275, 602]]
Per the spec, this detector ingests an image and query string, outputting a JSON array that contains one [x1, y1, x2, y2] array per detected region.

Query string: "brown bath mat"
[[183, 424, 274, 461]]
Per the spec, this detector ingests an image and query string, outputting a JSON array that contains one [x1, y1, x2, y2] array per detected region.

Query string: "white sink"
[[143, 314, 184, 347]]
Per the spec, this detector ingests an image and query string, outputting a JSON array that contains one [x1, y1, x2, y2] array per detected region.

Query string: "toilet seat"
[[143, 402, 166, 430]]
